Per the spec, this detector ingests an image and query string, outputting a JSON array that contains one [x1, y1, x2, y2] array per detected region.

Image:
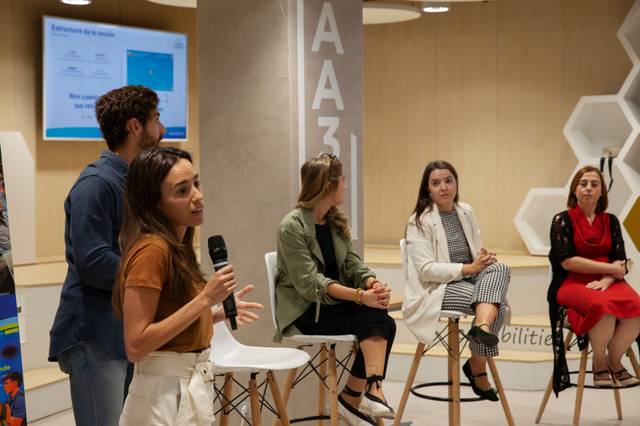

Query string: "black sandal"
[[342, 385, 362, 398], [361, 375, 395, 419], [593, 369, 616, 388], [338, 393, 375, 426], [462, 360, 499, 401], [610, 367, 640, 387]]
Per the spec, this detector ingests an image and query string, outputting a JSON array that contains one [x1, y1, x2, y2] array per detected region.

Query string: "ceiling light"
[[363, 3, 421, 25], [60, 0, 91, 5], [422, 2, 450, 13], [146, 0, 196, 7]]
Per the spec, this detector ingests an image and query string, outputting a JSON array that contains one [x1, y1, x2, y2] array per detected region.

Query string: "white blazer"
[[402, 202, 510, 345]]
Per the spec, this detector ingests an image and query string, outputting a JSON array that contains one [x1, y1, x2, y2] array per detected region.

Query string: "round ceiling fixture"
[[60, 0, 92, 5], [363, 3, 421, 25], [146, 0, 196, 7], [401, 0, 492, 2], [422, 2, 450, 13]]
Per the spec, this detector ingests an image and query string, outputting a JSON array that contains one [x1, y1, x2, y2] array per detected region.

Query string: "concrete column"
[[199, 1, 362, 418]]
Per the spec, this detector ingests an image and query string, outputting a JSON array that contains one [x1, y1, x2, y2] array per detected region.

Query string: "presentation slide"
[[43, 16, 188, 140]]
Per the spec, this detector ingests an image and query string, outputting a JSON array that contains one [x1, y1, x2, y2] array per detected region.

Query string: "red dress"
[[556, 207, 640, 335]]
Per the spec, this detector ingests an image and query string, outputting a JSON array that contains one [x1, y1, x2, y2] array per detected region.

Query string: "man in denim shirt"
[[49, 85, 165, 426]]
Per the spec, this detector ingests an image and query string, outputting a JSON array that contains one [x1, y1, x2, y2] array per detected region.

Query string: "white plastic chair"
[[393, 239, 515, 426], [265, 251, 357, 425], [210, 319, 310, 426]]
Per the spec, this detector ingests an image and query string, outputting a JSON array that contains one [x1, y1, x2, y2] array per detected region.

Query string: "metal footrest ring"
[[410, 382, 484, 402]]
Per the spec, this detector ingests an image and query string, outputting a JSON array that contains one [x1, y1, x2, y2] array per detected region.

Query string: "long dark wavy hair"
[[112, 147, 205, 318], [411, 160, 459, 233], [296, 153, 350, 239]]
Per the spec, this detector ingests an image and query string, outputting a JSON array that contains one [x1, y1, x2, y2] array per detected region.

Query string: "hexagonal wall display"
[[606, 163, 635, 217], [624, 196, 640, 252], [619, 131, 640, 184], [564, 96, 633, 163], [516, 0, 640, 258], [618, 0, 640, 65], [620, 64, 640, 123], [514, 188, 567, 256]]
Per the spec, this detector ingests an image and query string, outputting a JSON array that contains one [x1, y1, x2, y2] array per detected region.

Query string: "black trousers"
[[294, 302, 396, 380]]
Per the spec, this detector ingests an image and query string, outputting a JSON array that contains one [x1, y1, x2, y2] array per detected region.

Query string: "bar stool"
[[394, 239, 514, 426], [535, 329, 640, 426], [392, 311, 515, 426]]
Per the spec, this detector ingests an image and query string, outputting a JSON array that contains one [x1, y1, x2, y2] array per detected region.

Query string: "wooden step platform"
[[390, 311, 550, 328], [365, 244, 549, 269], [24, 367, 71, 421], [391, 343, 581, 363], [24, 366, 67, 391], [14, 261, 67, 288]]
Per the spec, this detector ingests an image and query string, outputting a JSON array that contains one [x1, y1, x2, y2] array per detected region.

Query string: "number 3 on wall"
[[318, 116, 340, 157]]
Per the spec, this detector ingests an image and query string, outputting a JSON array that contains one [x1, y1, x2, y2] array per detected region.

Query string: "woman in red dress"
[[549, 166, 640, 391]]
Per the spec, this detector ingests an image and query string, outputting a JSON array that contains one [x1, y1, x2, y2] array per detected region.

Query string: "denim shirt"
[[49, 150, 127, 361]]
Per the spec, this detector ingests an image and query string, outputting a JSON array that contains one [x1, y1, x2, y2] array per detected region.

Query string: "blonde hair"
[[296, 153, 351, 239]]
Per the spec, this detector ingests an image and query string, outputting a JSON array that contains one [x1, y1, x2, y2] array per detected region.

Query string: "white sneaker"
[[338, 394, 376, 426], [359, 392, 395, 419]]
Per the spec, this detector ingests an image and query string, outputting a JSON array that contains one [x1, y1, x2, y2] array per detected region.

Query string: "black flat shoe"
[[462, 360, 499, 401], [467, 324, 499, 347]]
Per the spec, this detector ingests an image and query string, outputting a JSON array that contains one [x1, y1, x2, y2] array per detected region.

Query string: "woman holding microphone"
[[113, 147, 260, 425]]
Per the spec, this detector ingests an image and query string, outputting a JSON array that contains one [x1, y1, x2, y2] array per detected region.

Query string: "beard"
[[139, 128, 162, 150]]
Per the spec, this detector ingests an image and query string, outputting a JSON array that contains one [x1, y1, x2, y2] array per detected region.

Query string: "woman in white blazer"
[[403, 160, 511, 401]]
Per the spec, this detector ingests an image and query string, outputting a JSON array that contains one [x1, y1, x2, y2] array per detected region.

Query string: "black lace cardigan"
[[547, 210, 627, 396]]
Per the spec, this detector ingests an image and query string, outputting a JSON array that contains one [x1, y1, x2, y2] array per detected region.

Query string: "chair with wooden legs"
[[392, 311, 515, 426], [265, 252, 365, 426], [210, 321, 310, 426], [535, 329, 640, 426]]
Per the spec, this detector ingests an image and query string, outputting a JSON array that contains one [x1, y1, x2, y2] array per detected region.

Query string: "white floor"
[[30, 380, 640, 426]]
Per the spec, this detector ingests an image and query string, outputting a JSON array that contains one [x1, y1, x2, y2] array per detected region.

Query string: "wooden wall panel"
[[364, 17, 437, 243], [363, 0, 634, 251], [436, 29, 498, 249], [561, 24, 632, 173], [0, 0, 197, 258], [363, 25, 381, 241], [496, 1, 564, 251], [0, 2, 15, 132]]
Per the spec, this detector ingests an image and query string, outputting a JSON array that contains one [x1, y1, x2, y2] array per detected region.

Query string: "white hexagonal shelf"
[[618, 0, 640, 65], [619, 128, 640, 185], [564, 95, 633, 164], [514, 188, 567, 256], [620, 64, 640, 124], [606, 162, 636, 217], [516, 0, 640, 261]]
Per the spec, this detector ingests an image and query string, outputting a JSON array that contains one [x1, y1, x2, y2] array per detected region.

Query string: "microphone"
[[208, 235, 237, 330]]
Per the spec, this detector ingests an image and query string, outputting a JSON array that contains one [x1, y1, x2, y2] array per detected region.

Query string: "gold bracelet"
[[354, 288, 364, 305]]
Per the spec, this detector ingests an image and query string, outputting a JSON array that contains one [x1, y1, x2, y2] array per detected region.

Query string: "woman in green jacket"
[[274, 153, 396, 426]]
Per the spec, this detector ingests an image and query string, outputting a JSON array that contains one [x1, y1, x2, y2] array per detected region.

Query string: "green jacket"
[[273, 208, 375, 342]]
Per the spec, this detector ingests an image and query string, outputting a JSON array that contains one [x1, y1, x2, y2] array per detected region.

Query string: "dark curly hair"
[[95, 85, 159, 150]]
